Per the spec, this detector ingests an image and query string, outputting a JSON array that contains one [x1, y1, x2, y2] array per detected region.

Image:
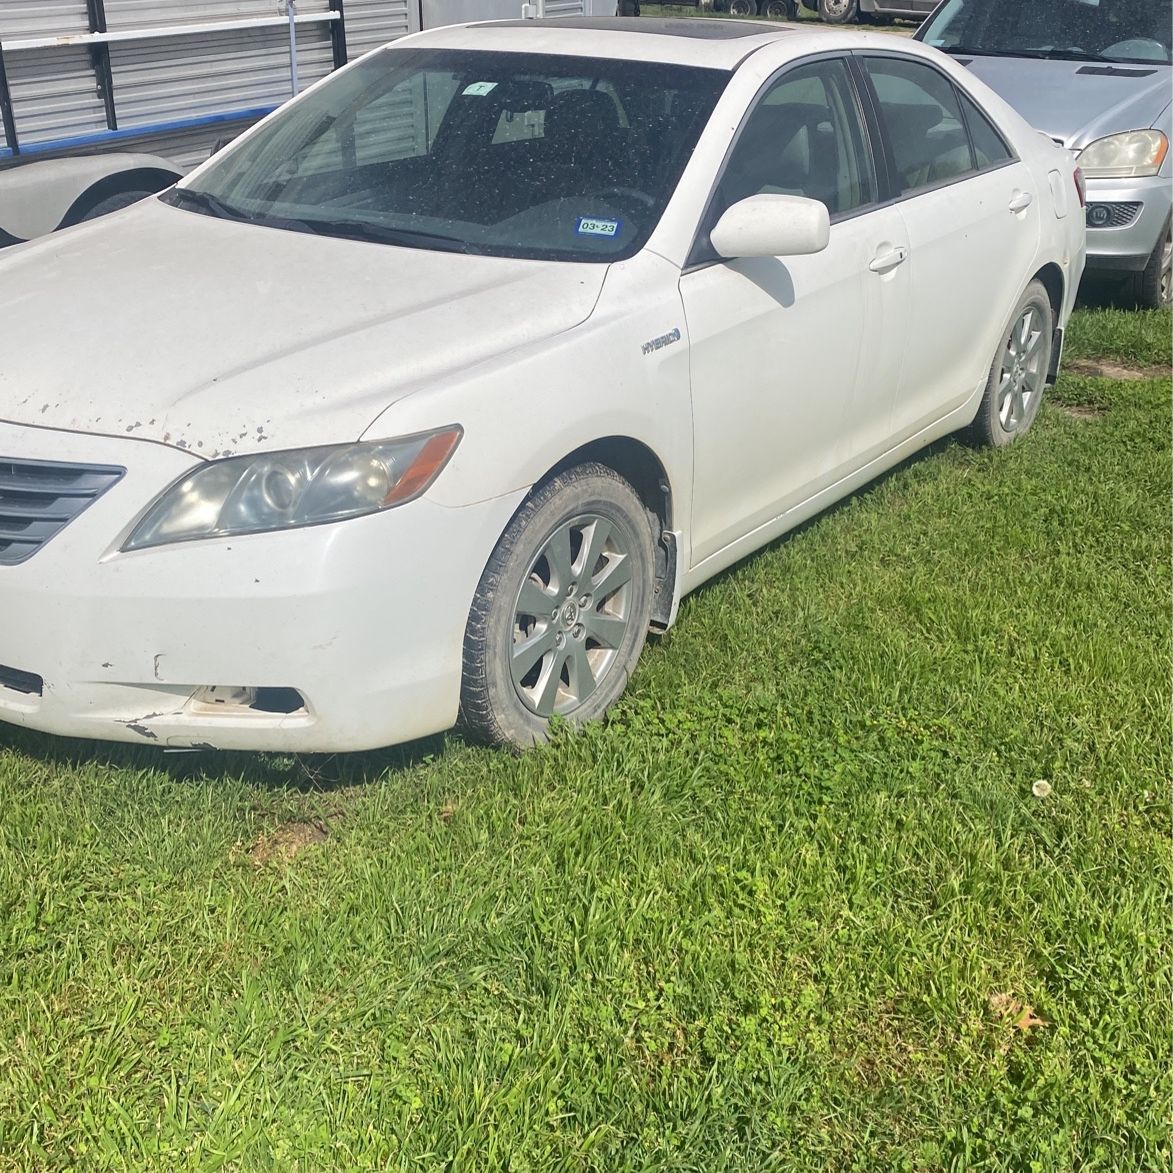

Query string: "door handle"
[[1009, 191, 1034, 213], [869, 246, 908, 274]]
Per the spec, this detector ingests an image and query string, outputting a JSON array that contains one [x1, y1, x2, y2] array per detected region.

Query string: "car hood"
[[959, 55, 1171, 148], [0, 199, 606, 457]]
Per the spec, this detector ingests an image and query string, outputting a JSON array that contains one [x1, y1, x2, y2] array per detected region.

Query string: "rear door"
[[857, 53, 1042, 441]]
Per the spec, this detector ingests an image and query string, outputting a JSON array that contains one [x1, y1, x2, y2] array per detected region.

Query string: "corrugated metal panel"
[[343, 0, 415, 59], [118, 113, 258, 166], [103, 0, 330, 30], [0, 1, 90, 42], [109, 25, 333, 128], [5, 47, 107, 145]]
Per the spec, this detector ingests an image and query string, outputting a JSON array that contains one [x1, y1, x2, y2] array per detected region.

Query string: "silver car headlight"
[[123, 426, 462, 551], [1078, 130, 1169, 179]]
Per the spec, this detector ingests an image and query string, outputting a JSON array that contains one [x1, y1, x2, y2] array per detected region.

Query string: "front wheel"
[[818, 0, 858, 22], [1124, 221, 1172, 309], [460, 463, 656, 749], [964, 279, 1054, 448]]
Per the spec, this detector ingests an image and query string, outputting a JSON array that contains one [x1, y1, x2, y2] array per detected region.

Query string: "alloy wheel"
[[997, 306, 1046, 433], [510, 514, 633, 717], [1160, 230, 1172, 308]]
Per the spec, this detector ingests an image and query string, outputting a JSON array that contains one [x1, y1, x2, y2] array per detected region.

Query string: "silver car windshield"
[[921, 0, 1171, 66], [163, 48, 729, 261]]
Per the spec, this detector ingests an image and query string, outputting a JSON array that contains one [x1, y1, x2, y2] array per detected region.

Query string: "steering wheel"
[[1102, 38, 1168, 61], [595, 186, 656, 209]]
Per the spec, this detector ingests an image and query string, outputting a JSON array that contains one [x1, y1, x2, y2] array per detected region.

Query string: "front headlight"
[[1078, 130, 1168, 179], [124, 426, 461, 551]]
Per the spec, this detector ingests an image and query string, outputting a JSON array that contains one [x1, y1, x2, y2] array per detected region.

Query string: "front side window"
[[920, 0, 1172, 66], [713, 58, 877, 221], [166, 48, 729, 262], [863, 57, 975, 195]]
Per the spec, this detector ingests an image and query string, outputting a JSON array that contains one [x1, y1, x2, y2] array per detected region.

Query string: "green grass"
[[1, 309, 1170, 1170]]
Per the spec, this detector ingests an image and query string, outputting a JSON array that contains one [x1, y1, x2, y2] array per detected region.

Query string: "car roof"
[[400, 17, 818, 69], [474, 17, 784, 40]]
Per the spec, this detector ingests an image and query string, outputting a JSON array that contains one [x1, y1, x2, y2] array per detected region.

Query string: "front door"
[[681, 56, 909, 568]]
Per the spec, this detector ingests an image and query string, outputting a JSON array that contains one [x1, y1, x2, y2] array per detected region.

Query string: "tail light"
[[1074, 166, 1086, 208]]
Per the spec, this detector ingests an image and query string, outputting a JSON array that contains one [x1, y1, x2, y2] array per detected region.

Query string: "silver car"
[[918, 0, 1171, 307]]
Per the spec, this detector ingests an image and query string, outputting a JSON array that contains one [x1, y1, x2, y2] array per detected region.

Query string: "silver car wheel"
[[1160, 231, 1172, 308], [510, 513, 633, 718], [997, 305, 1047, 434], [819, 0, 856, 18]]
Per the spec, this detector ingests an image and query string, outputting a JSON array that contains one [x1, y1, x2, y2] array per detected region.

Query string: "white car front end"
[[0, 421, 524, 751]]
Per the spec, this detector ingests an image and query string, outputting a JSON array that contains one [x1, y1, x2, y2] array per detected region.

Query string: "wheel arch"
[[58, 166, 181, 229], [1031, 262, 1065, 325], [1029, 262, 1066, 384], [527, 435, 679, 631]]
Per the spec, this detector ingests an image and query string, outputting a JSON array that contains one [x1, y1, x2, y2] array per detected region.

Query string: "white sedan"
[[0, 18, 1085, 752]]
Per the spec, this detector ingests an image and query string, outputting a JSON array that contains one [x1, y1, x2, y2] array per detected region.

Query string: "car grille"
[[0, 457, 125, 566], [1086, 202, 1142, 229]]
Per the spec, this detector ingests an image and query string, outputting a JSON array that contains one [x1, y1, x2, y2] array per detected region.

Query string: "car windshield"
[[919, 0, 1172, 65], [164, 47, 729, 262]]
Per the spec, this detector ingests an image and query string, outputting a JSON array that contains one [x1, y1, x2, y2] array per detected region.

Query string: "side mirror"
[[709, 194, 831, 260]]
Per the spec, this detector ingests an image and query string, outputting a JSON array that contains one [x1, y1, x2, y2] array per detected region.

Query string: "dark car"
[[800, 0, 935, 22]]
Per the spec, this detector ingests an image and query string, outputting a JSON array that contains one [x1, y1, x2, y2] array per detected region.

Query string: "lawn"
[[0, 308, 1169, 1170]]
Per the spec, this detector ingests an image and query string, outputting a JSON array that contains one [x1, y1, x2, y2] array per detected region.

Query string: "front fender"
[[362, 252, 695, 553]]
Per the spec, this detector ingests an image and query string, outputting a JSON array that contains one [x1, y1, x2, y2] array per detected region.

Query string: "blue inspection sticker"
[[575, 216, 621, 238]]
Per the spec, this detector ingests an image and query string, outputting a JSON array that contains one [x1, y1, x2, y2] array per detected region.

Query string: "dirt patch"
[[1066, 358, 1169, 382], [248, 820, 329, 865], [1057, 403, 1105, 421]]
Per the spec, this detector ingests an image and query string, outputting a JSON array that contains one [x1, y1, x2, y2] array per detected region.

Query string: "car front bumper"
[[0, 422, 524, 753], [1082, 173, 1172, 274]]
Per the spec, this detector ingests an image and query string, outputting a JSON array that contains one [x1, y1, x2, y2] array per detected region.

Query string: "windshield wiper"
[[939, 45, 1033, 58], [280, 217, 474, 253], [941, 44, 1120, 63], [163, 186, 256, 223]]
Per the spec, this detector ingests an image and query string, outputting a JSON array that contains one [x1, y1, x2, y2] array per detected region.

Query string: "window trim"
[[684, 51, 884, 271], [851, 50, 1020, 205]]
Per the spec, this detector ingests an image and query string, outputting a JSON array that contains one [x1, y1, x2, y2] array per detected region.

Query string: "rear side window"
[[958, 89, 1012, 169], [862, 57, 975, 194]]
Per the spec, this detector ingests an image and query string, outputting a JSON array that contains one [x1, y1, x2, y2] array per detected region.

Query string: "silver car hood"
[[959, 55, 1171, 148]]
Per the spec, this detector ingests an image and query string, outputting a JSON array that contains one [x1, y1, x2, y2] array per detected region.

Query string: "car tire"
[[79, 190, 156, 222], [762, 0, 791, 17], [964, 279, 1054, 449], [460, 463, 656, 749], [1124, 220, 1172, 310], [728, 0, 757, 15], [817, 0, 858, 22]]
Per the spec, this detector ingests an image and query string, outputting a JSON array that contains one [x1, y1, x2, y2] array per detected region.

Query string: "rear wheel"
[[728, 0, 758, 16], [460, 464, 656, 749], [762, 0, 792, 17], [818, 0, 858, 21], [79, 189, 155, 222], [965, 280, 1054, 448]]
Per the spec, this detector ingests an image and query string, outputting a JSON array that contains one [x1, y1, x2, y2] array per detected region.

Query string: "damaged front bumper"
[[0, 422, 523, 753]]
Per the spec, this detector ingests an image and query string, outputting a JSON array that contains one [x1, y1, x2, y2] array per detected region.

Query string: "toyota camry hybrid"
[[0, 19, 1085, 753]]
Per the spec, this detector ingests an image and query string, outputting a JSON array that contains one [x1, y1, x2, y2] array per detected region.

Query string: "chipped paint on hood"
[[0, 199, 608, 457]]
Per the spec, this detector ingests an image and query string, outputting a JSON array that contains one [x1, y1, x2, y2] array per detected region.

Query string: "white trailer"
[[0, 0, 610, 244]]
